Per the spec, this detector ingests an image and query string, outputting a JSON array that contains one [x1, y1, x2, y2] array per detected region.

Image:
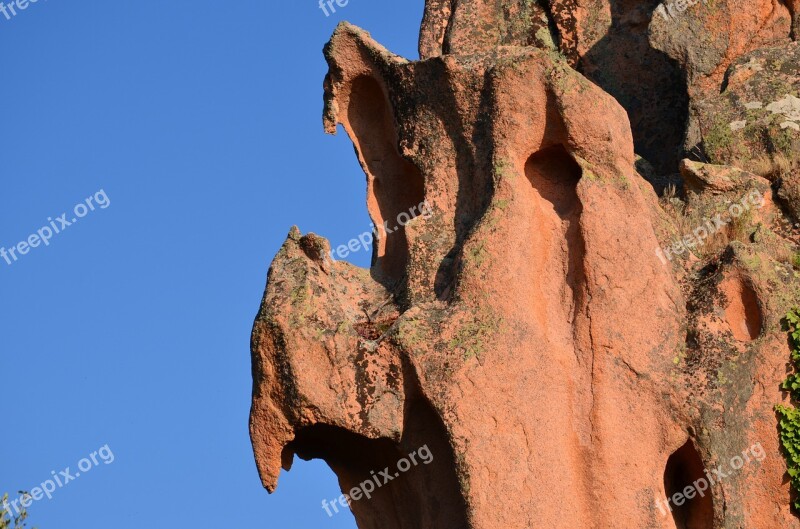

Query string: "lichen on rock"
[[251, 2, 800, 527]]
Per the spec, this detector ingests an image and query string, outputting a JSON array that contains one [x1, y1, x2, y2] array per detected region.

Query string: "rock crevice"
[[251, 3, 800, 528]]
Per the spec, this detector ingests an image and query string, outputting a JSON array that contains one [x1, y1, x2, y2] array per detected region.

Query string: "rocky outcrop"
[[648, 0, 792, 97], [420, 0, 798, 175], [418, 0, 690, 172], [251, 2, 800, 528], [419, 0, 559, 58], [690, 42, 800, 166]]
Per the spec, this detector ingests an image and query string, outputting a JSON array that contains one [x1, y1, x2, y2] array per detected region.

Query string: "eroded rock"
[[252, 3, 800, 528], [691, 41, 800, 168]]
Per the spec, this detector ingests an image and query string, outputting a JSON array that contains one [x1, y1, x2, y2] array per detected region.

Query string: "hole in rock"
[[663, 439, 713, 529], [285, 425, 404, 528], [272, 458, 358, 527], [282, 398, 468, 529], [346, 76, 425, 284], [524, 144, 585, 321], [525, 145, 582, 219], [718, 274, 762, 342]]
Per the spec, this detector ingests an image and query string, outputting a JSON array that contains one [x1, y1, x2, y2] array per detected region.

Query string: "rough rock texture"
[[419, 0, 559, 58], [793, 0, 800, 39], [419, 0, 692, 172], [251, 2, 800, 528], [691, 41, 800, 167], [649, 0, 793, 170], [778, 170, 800, 221], [648, 0, 792, 97], [419, 0, 795, 173]]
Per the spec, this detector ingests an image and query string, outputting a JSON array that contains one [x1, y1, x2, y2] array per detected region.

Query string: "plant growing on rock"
[[777, 308, 800, 510]]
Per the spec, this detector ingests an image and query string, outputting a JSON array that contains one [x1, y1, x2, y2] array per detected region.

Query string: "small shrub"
[[777, 309, 800, 510]]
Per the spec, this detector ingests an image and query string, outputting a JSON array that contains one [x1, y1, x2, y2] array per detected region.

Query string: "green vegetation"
[[534, 25, 556, 51], [729, 207, 755, 244], [468, 242, 488, 268], [393, 316, 427, 351], [703, 119, 735, 163], [771, 125, 795, 159], [1, 493, 34, 529], [776, 308, 800, 510], [791, 252, 800, 271], [493, 158, 513, 182], [448, 312, 502, 361]]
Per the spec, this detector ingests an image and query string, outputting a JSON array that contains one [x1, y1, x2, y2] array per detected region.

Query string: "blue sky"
[[0, 1, 423, 527]]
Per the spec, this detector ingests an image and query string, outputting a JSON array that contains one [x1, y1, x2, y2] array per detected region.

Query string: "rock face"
[[251, 2, 800, 528], [691, 42, 800, 167], [420, 0, 796, 174]]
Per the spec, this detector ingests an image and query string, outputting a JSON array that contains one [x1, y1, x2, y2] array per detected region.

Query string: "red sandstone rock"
[[423, 0, 796, 174], [251, 3, 800, 528]]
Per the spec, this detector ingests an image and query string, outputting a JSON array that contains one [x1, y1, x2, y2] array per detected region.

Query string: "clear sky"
[[0, 1, 424, 527]]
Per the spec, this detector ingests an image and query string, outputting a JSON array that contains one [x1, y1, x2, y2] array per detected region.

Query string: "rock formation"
[[251, 1, 800, 527]]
